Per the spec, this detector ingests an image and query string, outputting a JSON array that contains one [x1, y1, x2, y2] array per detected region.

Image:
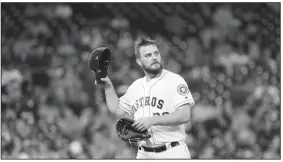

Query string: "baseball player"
[[98, 37, 195, 159]]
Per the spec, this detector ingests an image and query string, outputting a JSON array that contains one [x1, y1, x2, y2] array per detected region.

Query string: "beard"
[[142, 60, 164, 75]]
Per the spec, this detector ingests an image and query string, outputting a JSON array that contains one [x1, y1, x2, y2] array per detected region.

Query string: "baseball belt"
[[138, 141, 180, 153]]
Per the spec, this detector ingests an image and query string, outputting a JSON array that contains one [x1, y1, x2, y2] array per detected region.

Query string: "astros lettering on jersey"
[[119, 69, 195, 146]]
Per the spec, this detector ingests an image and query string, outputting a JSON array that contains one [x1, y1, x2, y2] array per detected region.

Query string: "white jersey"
[[119, 69, 195, 146]]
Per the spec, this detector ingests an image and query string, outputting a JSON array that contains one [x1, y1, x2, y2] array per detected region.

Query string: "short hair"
[[134, 37, 158, 58]]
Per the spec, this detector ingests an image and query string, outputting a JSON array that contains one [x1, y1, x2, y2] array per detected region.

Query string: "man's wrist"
[[104, 83, 112, 89]]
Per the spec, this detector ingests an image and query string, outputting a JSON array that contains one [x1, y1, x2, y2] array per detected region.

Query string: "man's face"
[[137, 45, 163, 75]]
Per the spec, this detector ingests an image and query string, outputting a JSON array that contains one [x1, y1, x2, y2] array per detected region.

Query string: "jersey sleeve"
[[172, 77, 195, 110], [119, 89, 134, 115]]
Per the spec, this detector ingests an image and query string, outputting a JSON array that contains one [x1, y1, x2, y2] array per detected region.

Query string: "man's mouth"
[[151, 62, 159, 65]]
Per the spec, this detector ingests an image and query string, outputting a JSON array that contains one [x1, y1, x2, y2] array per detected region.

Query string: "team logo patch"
[[177, 84, 189, 96]]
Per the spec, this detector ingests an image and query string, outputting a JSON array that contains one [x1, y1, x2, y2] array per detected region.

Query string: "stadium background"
[[1, 3, 280, 159]]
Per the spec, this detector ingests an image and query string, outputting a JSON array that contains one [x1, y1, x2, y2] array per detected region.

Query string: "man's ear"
[[136, 58, 142, 67]]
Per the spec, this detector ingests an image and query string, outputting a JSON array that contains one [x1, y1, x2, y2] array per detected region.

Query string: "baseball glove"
[[88, 47, 111, 84], [116, 118, 151, 143]]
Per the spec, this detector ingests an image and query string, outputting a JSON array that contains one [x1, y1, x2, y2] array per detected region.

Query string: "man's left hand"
[[132, 117, 156, 131]]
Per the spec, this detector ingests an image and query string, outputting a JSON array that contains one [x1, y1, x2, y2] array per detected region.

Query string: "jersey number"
[[153, 112, 169, 116]]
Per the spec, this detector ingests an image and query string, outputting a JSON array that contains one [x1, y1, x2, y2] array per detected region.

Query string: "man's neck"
[[144, 70, 163, 82]]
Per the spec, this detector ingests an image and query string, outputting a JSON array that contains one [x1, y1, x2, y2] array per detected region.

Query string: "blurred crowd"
[[1, 3, 280, 159]]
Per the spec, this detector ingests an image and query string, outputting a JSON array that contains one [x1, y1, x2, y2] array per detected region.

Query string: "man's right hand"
[[95, 76, 112, 88]]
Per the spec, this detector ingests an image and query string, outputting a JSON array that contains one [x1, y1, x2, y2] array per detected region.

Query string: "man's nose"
[[151, 55, 157, 61]]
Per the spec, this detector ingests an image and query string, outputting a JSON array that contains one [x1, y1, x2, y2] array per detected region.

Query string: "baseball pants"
[[136, 142, 191, 159]]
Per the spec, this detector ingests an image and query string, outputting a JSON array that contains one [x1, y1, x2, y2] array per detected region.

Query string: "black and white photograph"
[[1, 2, 281, 159]]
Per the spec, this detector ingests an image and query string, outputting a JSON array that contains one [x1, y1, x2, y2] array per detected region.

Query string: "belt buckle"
[[138, 146, 144, 151], [165, 143, 171, 149]]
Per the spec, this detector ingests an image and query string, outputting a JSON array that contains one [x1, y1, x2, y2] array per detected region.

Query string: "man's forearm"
[[103, 84, 119, 115], [152, 105, 191, 126]]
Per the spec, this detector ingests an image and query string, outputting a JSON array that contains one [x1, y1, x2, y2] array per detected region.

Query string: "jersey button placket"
[[144, 83, 150, 117], [148, 81, 157, 146]]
